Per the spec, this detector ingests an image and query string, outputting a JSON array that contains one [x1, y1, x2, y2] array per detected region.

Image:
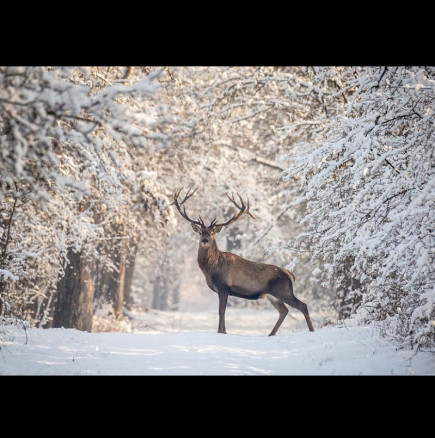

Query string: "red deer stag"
[[172, 188, 315, 335]]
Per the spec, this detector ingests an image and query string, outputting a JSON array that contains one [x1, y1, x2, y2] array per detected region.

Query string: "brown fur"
[[282, 268, 296, 283], [172, 188, 313, 335], [194, 227, 314, 335]]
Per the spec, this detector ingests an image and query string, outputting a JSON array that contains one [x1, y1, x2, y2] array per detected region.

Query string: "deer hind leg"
[[271, 278, 315, 332], [267, 295, 288, 336], [283, 295, 315, 332]]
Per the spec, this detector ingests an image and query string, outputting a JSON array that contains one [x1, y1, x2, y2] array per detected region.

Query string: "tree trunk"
[[112, 251, 126, 319], [53, 247, 95, 332], [93, 227, 137, 317], [0, 282, 4, 316], [93, 257, 112, 309], [152, 274, 168, 310], [123, 239, 139, 310], [336, 257, 363, 320]]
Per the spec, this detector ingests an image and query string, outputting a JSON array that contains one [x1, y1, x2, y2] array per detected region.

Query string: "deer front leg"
[[217, 291, 228, 334]]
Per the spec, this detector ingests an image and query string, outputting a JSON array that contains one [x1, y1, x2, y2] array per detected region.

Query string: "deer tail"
[[282, 268, 296, 284]]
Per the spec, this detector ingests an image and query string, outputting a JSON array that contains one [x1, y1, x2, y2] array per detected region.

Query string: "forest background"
[[0, 66, 433, 351]]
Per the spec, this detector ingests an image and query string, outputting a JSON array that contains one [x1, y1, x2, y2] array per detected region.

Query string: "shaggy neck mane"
[[198, 240, 220, 269]]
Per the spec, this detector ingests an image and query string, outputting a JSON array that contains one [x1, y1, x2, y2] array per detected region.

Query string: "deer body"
[[198, 242, 286, 299], [173, 188, 315, 335]]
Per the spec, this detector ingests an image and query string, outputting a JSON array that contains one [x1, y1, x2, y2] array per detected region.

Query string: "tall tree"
[[53, 248, 95, 331], [0, 66, 167, 329], [281, 67, 435, 349]]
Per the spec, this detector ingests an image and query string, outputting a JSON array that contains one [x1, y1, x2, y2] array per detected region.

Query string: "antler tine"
[[179, 187, 197, 205], [226, 192, 248, 212], [209, 217, 218, 228], [198, 215, 206, 227], [238, 193, 247, 210], [171, 188, 181, 205], [246, 198, 256, 219], [214, 192, 255, 229], [172, 187, 202, 226], [226, 193, 240, 209]]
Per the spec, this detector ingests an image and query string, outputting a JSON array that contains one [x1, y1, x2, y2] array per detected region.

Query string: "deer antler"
[[172, 188, 203, 226], [214, 193, 256, 228]]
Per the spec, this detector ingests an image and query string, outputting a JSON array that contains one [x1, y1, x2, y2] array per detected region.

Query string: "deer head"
[[172, 188, 255, 247]]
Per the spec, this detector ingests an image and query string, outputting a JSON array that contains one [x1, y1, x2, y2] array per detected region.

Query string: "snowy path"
[[1, 311, 433, 375]]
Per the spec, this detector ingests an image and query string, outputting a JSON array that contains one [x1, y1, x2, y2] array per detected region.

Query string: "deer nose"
[[202, 238, 209, 244]]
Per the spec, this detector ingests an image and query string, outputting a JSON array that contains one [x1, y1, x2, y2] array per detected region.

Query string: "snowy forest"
[[0, 66, 433, 358]]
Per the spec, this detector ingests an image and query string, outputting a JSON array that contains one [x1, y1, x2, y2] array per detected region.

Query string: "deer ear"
[[191, 223, 202, 234], [214, 225, 223, 234]]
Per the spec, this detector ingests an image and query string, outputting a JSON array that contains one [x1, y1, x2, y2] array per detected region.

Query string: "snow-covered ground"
[[0, 309, 434, 375]]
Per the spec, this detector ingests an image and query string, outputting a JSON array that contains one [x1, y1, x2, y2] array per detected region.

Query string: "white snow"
[[312, 267, 321, 277], [1, 310, 433, 375], [0, 269, 19, 282]]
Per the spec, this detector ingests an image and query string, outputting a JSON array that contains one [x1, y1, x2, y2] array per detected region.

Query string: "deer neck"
[[198, 240, 220, 271]]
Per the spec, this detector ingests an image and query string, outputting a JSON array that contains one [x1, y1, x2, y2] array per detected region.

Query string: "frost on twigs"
[[312, 268, 321, 277], [0, 67, 167, 327], [1, 67, 433, 351], [280, 67, 435, 350]]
